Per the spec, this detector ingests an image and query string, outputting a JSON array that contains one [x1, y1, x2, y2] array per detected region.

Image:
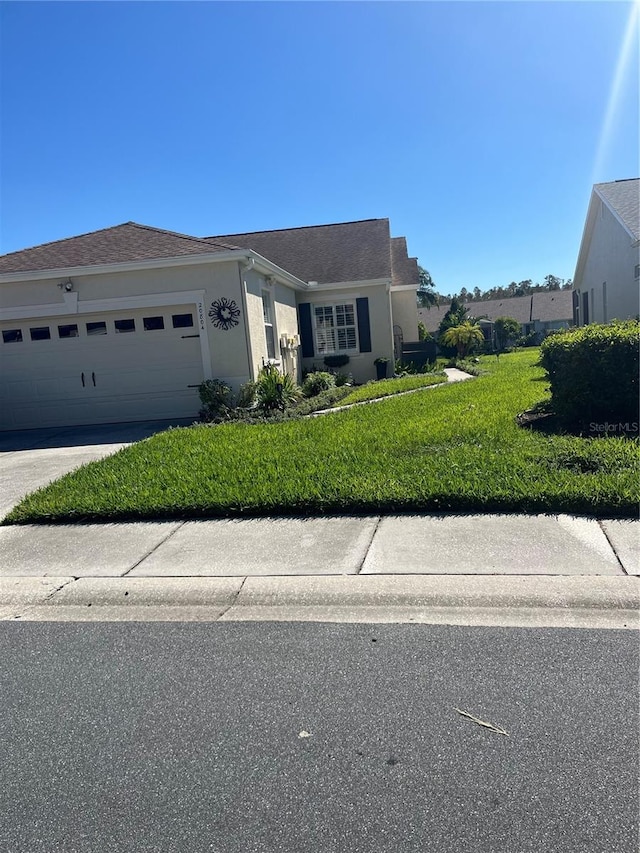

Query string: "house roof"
[[417, 291, 573, 332], [417, 303, 452, 334], [595, 178, 639, 241], [466, 294, 533, 324], [531, 290, 573, 322], [208, 218, 392, 285], [0, 222, 238, 275], [390, 237, 419, 288]]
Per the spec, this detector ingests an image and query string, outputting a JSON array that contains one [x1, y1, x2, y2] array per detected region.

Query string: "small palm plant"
[[255, 363, 300, 413], [441, 322, 485, 359]]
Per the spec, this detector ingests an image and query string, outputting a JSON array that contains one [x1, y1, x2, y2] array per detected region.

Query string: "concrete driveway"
[[0, 419, 193, 519]]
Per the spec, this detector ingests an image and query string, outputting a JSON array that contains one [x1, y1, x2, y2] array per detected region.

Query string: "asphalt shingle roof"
[[531, 290, 573, 322], [595, 178, 640, 241], [0, 223, 237, 274], [418, 291, 573, 333], [208, 219, 392, 285], [466, 295, 533, 324], [390, 237, 419, 288]]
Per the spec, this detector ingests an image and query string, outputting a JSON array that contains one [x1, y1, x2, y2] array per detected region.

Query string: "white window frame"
[[312, 301, 359, 355], [261, 289, 277, 361]]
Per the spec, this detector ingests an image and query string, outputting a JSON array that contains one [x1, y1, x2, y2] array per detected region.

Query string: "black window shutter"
[[356, 297, 372, 352], [298, 303, 314, 358]]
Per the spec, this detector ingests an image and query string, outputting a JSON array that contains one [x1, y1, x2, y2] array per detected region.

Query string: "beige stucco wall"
[[242, 269, 300, 381], [298, 282, 394, 384], [574, 201, 640, 324], [390, 289, 419, 341], [0, 261, 254, 390]]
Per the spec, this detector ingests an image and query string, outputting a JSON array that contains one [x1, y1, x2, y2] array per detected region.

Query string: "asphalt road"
[[0, 623, 637, 853]]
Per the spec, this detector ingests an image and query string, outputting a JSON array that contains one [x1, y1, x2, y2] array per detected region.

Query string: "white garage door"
[[0, 304, 205, 430]]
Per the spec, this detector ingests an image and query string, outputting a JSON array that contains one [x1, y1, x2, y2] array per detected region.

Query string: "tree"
[[418, 320, 430, 341], [417, 265, 439, 309], [441, 321, 485, 359], [437, 297, 469, 356], [544, 274, 562, 291], [494, 316, 521, 351]]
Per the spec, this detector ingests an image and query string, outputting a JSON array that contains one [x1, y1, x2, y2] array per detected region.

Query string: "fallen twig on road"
[[454, 708, 509, 736]]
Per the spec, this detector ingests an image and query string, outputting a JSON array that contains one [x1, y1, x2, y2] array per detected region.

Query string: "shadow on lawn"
[[516, 402, 639, 439]]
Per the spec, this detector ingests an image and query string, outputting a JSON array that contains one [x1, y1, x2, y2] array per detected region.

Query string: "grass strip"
[[5, 349, 639, 524], [336, 372, 446, 406]]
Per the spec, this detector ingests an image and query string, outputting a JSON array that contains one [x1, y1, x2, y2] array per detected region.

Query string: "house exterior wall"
[[574, 201, 640, 325], [0, 260, 255, 390], [390, 289, 419, 342], [242, 268, 300, 381], [298, 281, 394, 384]]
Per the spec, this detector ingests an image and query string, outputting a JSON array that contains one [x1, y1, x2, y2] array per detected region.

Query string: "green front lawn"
[[335, 372, 446, 406], [5, 349, 639, 523]]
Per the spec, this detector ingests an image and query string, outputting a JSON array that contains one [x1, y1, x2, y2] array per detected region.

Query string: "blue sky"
[[1, 1, 638, 294]]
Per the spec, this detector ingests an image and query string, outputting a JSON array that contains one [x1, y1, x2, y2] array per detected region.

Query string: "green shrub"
[[235, 380, 257, 410], [334, 372, 351, 387], [302, 371, 336, 398], [323, 354, 350, 369], [494, 316, 521, 351], [293, 385, 352, 414], [198, 379, 234, 422], [517, 331, 540, 348], [255, 364, 300, 413], [539, 321, 640, 431]]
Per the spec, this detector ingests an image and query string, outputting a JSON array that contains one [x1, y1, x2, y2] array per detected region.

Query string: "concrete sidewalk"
[[0, 513, 638, 627]]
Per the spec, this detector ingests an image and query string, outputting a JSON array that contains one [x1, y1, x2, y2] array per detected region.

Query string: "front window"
[[262, 291, 276, 359], [313, 303, 357, 354]]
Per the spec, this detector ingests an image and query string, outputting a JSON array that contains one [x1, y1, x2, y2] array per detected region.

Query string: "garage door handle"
[[181, 334, 200, 339], [187, 384, 201, 388], [81, 372, 85, 387], [92, 372, 96, 386]]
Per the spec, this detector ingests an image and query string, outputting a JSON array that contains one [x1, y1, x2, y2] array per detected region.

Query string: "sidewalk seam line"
[[216, 576, 247, 620], [597, 520, 628, 575], [120, 521, 187, 577], [42, 577, 77, 602], [356, 516, 382, 575], [3, 577, 76, 620]]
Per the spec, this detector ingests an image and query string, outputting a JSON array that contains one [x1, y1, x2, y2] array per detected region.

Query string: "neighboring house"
[[417, 291, 573, 344], [0, 218, 418, 431], [572, 178, 640, 325]]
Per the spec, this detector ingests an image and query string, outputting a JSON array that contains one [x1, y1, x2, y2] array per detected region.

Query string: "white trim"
[[311, 300, 359, 356], [0, 251, 245, 283], [0, 249, 310, 291], [261, 288, 277, 360], [304, 292, 362, 305], [248, 253, 310, 291], [0, 289, 213, 382], [390, 284, 418, 292], [307, 277, 390, 291]]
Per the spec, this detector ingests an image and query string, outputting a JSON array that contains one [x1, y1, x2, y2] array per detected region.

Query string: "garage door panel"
[[94, 363, 201, 396], [0, 306, 205, 430]]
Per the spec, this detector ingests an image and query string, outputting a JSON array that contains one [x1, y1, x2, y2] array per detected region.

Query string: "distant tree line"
[[417, 267, 572, 307]]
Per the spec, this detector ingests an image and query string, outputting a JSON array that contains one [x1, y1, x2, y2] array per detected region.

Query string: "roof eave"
[[595, 185, 638, 241], [307, 277, 391, 291], [244, 252, 309, 291], [572, 190, 600, 290], [0, 248, 307, 289]]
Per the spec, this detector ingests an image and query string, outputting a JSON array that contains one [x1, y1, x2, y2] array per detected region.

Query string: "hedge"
[[539, 320, 639, 432]]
